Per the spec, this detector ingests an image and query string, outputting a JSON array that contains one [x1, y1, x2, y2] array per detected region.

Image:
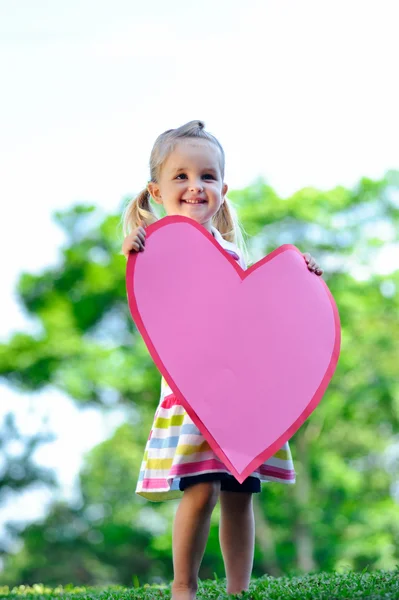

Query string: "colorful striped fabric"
[[135, 227, 296, 502], [136, 379, 296, 501]]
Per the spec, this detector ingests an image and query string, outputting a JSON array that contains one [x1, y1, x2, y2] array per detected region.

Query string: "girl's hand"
[[121, 226, 146, 258], [303, 252, 323, 276]]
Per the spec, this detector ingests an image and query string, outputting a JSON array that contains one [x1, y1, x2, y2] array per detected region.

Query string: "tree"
[[0, 412, 58, 559], [0, 172, 398, 585]]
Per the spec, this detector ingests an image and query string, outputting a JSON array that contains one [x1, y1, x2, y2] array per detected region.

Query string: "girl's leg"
[[219, 491, 255, 595], [172, 481, 221, 600]]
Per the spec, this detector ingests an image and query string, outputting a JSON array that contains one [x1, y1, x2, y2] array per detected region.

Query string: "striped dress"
[[136, 227, 296, 502]]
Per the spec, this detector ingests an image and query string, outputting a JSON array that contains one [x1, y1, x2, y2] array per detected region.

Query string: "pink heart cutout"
[[126, 216, 340, 482]]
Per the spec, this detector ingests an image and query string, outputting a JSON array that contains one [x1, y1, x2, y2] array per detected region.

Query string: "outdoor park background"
[[0, 0, 398, 587]]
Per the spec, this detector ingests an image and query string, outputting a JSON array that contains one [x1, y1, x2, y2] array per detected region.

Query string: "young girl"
[[121, 120, 323, 600]]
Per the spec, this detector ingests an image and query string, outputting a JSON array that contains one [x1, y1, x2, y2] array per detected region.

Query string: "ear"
[[147, 182, 163, 204], [222, 182, 228, 200]]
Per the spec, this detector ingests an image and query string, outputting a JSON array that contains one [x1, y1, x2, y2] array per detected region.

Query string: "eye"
[[175, 173, 187, 180], [202, 173, 215, 180]]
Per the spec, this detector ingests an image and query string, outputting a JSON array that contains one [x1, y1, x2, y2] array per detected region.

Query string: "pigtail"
[[213, 197, 248, 262], [213, 199, 232, 242], [122, 188, 158, 236]]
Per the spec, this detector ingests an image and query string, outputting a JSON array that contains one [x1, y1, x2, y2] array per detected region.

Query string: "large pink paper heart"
[[126, 216, 340, 483]]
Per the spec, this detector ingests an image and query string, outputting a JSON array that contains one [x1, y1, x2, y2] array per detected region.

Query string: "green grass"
[[0, 570, 398, 600]]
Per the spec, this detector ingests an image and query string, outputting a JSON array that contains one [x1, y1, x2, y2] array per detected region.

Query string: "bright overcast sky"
[[0, 0, 398, 550], [1, 0, 399, 336]]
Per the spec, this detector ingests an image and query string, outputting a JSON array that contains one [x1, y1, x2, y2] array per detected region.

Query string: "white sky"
[[0, 0, 398, 556]]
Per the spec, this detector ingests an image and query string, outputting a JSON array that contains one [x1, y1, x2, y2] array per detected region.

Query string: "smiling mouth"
[[182, 199, 207, 204]]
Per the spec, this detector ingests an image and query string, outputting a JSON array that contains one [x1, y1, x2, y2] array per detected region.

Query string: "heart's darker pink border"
[[126, 215, 341, 483]]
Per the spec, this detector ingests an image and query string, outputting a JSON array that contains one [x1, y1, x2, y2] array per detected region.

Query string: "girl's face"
[[148, 138, 228, 233]]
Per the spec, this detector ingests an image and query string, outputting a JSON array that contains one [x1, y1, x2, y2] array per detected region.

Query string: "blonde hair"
[[122, 120, 246, 253]]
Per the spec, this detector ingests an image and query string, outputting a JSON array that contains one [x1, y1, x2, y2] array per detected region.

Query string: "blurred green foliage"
[[0, 172, 398, 586]]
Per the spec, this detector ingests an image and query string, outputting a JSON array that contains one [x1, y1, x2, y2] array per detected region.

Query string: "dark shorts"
[[179, 472, 261, 493]]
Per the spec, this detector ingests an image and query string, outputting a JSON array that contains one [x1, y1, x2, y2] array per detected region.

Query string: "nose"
[[189, 179, 204, 192]]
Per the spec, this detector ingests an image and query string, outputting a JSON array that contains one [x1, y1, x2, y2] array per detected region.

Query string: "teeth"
[[184, 200, 204, 204]]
